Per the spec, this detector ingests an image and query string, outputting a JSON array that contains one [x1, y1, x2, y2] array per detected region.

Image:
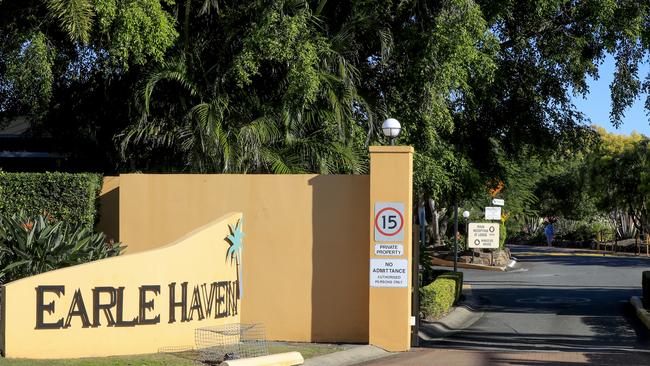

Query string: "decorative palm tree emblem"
[[226, 218, 244, 298]]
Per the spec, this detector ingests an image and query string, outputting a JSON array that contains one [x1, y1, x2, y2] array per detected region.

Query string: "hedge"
[[420, 271, 464, 320], [437, 271, 463, 303], [499, 221, 507, 249], [0, 172, 102, 227]]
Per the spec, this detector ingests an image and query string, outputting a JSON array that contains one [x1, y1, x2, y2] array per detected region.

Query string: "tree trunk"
[[428, 198, 439, 246]]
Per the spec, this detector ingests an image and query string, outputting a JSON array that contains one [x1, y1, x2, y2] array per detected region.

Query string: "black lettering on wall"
[[188, 285, 205, 321], [35, 285, 65, 329], [216, 281, 227, 318], [232, 281, 239, 315], [92, 287, 117, 327], [115, 287, 138, 327], [138, 285, 160, 325], [227, 281, 238, 316], [64, 289, 91, 328], [201, 283, 217, 318], [37, 280, 237, 330], [168, 282, 188, 323], [225, 282, 232, 317]]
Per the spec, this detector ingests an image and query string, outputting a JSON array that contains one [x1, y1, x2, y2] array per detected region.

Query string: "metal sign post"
[[453, 195, 458, 273], [411, 205, 425, 347]]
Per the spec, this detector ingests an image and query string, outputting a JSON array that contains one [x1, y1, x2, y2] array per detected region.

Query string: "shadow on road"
[[420, 286, 650, 352], [468, 287, 640, 316], [515, 254, 650, 268], [486, 352, 650, 366]]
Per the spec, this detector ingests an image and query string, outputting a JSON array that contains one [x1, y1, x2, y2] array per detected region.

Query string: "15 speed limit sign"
[[374, 202, 405, 242]]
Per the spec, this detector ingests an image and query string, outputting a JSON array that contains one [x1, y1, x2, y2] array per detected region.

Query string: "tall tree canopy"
[[0, 0, 177, 119], [3, 0, 650, 201]]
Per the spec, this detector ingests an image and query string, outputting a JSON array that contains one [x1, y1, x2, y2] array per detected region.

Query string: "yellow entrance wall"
[[117, 174, 370, 343], [96, 176, 120, 243], [1, 213, 241, 359]]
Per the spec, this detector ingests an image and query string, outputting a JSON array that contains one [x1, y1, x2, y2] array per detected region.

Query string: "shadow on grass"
[[158, 341, 344, 365]]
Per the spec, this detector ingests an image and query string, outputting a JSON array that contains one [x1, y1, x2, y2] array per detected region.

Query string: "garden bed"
[[431, 246, 512, 268]]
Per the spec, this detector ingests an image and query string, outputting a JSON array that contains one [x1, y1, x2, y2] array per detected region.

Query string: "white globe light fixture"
[[382, 118, 402, 145], [462, 210, 470, 219]]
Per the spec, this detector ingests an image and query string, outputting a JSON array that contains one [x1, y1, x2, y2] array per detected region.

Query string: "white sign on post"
[[374, 243, 404, 256], [468, 222, 500, 248], [492, 198, 505, 206], [370, 259, 408, 288], [485, 206, 502, 220], [374, 202, 405, 242]]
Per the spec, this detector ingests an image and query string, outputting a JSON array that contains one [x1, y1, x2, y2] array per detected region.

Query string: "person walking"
[[544, 221, 555, 247]]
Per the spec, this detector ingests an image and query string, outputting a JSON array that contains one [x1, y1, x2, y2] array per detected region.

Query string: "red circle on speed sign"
[[375, 207, 404, 236]]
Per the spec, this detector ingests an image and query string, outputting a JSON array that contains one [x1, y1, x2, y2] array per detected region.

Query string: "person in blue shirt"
[[544, 221, 555, 247]]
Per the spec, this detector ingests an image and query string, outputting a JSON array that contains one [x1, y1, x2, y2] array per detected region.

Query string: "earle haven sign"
[[34, 280, 239, 329], [0, 213, 243, 359]]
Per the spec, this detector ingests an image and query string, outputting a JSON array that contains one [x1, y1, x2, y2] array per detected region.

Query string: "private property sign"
[[468, 222, 500, 249], [374, 243, 404, 256]]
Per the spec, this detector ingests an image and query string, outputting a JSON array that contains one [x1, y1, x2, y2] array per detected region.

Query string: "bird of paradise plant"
[[226, 218, 244, 298]]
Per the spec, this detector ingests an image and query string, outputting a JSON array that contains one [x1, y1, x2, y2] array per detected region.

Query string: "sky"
[[573, 54, 650, 136]]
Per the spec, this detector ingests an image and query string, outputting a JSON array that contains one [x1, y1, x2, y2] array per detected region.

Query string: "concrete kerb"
[[430, 257, 507, 271], [418, 284, 484, 341], [304, 286, 484, 365], [302, 345, 389, 366], [630, 296, 650, 330]]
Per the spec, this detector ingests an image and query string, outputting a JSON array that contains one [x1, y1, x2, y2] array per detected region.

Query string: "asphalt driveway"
[[358, 245, 650, 365]]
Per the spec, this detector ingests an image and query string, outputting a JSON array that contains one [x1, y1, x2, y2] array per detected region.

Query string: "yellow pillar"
[[368, 146, 414, 352]]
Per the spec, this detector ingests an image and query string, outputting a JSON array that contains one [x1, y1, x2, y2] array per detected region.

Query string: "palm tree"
[[118, 0, 371, 174], [226, 219, 244, 298], [44, 0, 94, 43]]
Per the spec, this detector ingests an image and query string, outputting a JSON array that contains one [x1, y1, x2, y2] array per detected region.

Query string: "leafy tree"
[[0, 0, 177, 124], [4, 0, 650, 206], [586, 127, 650, 236], [119, 0, 369, 173]]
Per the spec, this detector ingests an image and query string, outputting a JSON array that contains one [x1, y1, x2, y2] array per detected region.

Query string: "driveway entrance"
[[358, 245, 650, 365]]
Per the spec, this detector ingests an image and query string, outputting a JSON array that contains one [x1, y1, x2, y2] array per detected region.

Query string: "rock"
[[494, 249, 511, 266]]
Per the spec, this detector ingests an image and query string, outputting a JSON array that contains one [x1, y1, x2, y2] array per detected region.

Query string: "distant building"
[[0, 117, 69, 171]]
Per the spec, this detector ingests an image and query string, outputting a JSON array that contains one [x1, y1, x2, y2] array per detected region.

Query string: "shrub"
[[420, 274, 460, 320], [443, 234, 467, 252], [424, 269, 451, 285], [0, 213, 124, 284], [0, 172, 102, 227], [555, 217, 615, 243], [437, 271, 463, 302]]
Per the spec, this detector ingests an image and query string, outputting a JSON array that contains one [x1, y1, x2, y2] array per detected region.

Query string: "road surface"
[[358, 245, 650, 365]]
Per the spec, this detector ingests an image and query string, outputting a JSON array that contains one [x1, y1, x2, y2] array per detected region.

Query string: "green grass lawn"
[[0, 342, 344, 365], [0, 353, 198, 366]]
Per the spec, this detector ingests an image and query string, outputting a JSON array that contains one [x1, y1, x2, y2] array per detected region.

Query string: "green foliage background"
[[4, 0, 650, 231], [0, 172, 103, 227]]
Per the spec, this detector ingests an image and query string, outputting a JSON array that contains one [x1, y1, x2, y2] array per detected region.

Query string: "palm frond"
[[44, 0, 94, 43], [138, 60, 199, 114]]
